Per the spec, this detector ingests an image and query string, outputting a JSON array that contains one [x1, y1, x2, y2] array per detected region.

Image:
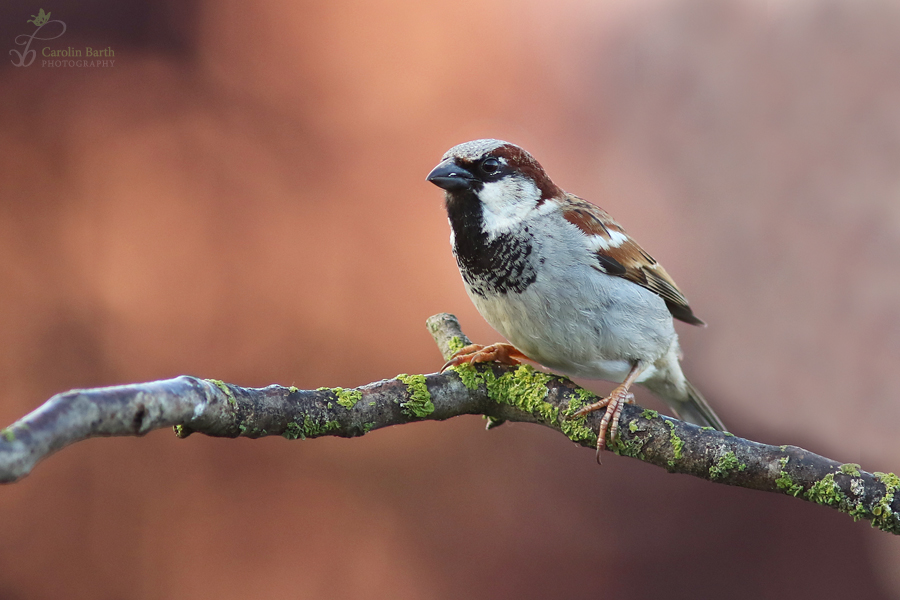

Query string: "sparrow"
[[426, 139, 726, 459]]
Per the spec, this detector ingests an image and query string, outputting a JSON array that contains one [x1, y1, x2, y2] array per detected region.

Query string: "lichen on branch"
[[0, 312, 896, 535]]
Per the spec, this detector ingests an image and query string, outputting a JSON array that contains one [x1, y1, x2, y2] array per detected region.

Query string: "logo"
[[27, 8, 52, 26], [10, 9, 116, 68]]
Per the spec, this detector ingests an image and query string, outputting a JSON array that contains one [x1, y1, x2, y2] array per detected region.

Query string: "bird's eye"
[[480, 158, 500, 175]]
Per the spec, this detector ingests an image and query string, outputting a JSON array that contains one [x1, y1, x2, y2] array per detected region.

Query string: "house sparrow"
[[426, 139, 726, 459]]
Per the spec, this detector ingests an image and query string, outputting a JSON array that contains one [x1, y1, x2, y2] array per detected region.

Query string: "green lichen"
[[334, 388, 362, 410], [397, 374, 434, 418], [450, 362, 482, 391], [447, 336, 466, 354], [483, 365, 553, 416], [574, 387, 596, 408], [709, 451, 743, 480], [316, 419, 341, 435], [840, 463, 861, 477], [775, 456, 804, 497], [562, 387, 595, 419], [665, 420, 684, 466], [315, 386, 361, 410], [452, 363, 596, 445], [641, 409, 659, 420], [871, 472, 900, 531], [487, 366, 550, 417], [288, 386, 299, 393], [848, 502, 869, 522], [560, 389, 598, 446], [281, 415, 340, 440], [573, 387, 597, 405], [1, 428, 13, 442], [237, 423, 268, 437], [875, 471, 900, 490], [485, 365, 596, 445], [805, 472, 846, 507], [624, 415, 650, 437], [783, 454, 892, 527], [829, 471, 900, 530], [611, 433, 646, 458], [723, 432, 735, 437], [207, 379, 237, 407], [238, 422, 268, 437], [283, 422, 303, 440], [567, 426, 600, 447], [700, 426, 714, 432]]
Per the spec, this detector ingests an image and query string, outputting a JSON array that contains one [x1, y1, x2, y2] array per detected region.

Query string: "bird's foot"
[[441, 343, 529, 373], [570, 386, 635, 463]]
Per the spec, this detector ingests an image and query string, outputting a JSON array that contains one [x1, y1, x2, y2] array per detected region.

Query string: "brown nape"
[[491, 144, 563, 202]]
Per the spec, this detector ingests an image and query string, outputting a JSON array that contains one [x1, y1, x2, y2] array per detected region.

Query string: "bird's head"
[[426, 139, 563, 230]]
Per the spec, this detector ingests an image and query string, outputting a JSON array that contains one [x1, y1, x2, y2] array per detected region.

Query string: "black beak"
[[426, 160, 475, 192]]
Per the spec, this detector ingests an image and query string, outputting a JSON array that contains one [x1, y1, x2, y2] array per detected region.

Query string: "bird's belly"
[[466, 269, 676, 383]]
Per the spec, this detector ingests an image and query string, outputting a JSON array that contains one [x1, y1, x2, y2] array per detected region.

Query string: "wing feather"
[[559, 195, 705, 326]]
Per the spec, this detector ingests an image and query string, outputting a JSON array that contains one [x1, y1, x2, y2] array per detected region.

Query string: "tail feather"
[[670, 379, 727, 432]]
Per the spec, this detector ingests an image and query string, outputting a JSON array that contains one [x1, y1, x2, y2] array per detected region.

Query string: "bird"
[[426, 139, 726, 459]]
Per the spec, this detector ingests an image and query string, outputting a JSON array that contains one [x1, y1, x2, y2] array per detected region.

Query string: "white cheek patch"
[[478, 176, 542, 238], [587, 229, 628, 252]]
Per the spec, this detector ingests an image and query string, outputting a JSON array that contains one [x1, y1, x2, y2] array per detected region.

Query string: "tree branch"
[[0, 313, 897, 535]]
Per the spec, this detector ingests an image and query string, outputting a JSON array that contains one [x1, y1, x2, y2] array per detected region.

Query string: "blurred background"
[[2, 0, 899, 597]]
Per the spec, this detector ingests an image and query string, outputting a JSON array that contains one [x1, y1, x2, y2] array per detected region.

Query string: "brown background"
[[1, 0, 899, 598]]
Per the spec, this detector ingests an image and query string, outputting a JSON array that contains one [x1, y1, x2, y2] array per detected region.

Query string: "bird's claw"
[[440, 343, 528, 373], [569, 388, 635, 464]]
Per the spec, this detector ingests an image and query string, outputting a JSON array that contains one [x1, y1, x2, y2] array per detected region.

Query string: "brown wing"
[[559, 195, 705, 326]]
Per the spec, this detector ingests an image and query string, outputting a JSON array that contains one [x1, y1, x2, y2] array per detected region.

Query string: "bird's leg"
[[570, 363, 644, 462], [441, 343, 530, 373]]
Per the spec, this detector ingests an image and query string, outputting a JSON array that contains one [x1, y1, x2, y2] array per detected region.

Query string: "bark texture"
[[0, 313, 897, 535]]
